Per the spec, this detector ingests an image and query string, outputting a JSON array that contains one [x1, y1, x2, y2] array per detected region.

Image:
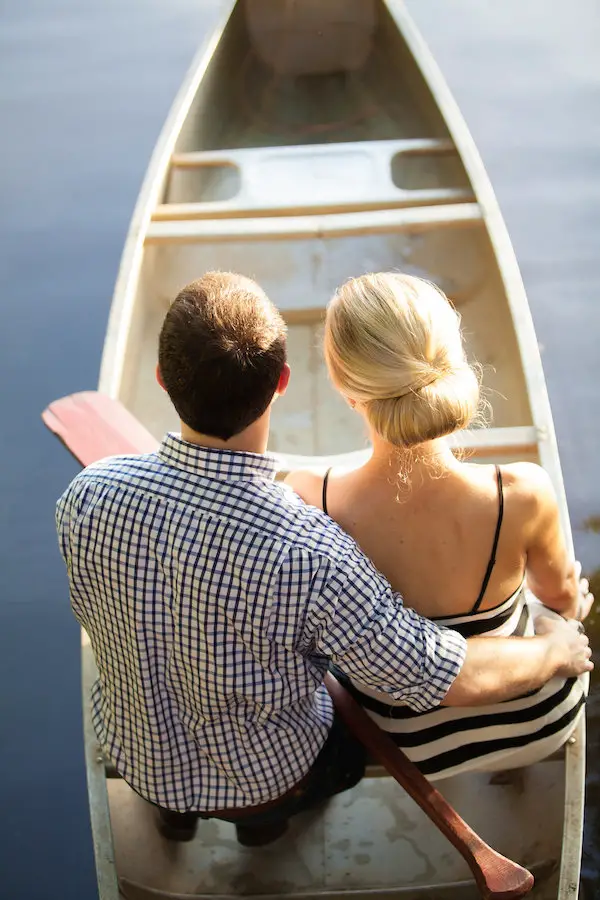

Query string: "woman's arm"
[[516, 463, 592, 619]]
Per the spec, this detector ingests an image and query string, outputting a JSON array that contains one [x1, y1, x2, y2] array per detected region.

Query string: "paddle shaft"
[[43, 392, 534, 900], [324, 673, 534, 900]]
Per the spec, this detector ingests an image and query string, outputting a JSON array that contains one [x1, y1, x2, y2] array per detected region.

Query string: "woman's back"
[[289, 457, 587, 781], [305, 458, 530, 620]]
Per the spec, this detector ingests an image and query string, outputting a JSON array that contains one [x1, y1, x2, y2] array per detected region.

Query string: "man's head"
[[158, 272, 288, 440]]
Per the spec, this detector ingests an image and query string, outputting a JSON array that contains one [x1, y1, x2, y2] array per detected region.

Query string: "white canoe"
[[90, 1, 586, 898]]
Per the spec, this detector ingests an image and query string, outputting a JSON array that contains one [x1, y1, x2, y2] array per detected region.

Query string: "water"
[[0, 1, 598, 897]]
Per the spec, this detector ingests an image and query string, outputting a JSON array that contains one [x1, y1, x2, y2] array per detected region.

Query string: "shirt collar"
[[158, 433, 277, 482]]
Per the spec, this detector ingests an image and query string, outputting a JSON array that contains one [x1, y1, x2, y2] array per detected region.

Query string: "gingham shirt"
[[56, 434, 466, 812]]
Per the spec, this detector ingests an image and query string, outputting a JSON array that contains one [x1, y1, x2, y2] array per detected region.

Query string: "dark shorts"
[[159, 711, 367, 829]]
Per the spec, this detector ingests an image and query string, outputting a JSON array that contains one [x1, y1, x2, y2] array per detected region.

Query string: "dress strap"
[[471, 465, 504, 615], [322, 467, 332, 516]]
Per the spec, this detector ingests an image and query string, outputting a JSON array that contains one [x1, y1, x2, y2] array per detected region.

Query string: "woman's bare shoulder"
[[284, 469, 325, 507], [500, 462, 558, 518]]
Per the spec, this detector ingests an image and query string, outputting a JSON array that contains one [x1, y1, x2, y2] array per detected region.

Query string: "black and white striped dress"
[[324, 466, 588, 781]]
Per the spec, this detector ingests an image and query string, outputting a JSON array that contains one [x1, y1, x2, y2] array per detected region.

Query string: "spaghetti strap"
[[471, 466, 504, 614], [322, 468, 332, 516]]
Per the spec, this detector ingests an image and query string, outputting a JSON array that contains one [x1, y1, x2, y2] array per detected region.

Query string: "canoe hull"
[[90, 2, 585, 898]]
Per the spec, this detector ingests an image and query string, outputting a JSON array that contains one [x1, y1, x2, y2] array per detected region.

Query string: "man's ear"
[[276, 363, 291, 397], [156, 363, 166, 391]]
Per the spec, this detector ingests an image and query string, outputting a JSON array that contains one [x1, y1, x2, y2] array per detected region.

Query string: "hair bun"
[[324, 273, 481, 448]]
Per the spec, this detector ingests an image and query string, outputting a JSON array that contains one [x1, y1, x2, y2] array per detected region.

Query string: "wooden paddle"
[[324, 672, 534, 900], [43, 390, 534, 900]]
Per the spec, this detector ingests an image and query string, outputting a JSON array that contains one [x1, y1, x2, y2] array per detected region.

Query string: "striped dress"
[[324, 466, 588, 780]]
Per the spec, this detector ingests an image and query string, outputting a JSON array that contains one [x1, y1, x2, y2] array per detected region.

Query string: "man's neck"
[[180, 409, 271, 455]]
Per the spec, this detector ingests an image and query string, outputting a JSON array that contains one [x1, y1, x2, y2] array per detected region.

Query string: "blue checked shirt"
[[56, 434, 466, 812]]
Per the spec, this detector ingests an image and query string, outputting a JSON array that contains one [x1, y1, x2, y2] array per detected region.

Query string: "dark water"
[[0, 1, 598, 898]]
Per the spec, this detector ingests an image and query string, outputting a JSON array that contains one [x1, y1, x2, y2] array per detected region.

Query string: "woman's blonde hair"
[[324, 272, 481, 448]]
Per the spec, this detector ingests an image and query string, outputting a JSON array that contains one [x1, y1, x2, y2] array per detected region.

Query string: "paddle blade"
[[42, 392, 159, 466]]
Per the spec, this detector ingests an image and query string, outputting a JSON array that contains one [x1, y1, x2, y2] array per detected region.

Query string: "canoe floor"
[[110, 761, 563, 899]]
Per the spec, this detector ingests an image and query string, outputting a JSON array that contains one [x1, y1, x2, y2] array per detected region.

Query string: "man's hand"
[[444, 618, 592, 707], [535, 615, 593, 677]]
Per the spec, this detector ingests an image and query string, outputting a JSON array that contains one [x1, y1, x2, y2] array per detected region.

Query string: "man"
[[56, 272, 591, 846]]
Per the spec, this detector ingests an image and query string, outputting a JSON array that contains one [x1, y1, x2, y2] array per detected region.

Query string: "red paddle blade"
[[42, 391, 159, 466]]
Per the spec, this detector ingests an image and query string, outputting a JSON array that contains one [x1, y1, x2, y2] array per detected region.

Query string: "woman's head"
[[324, 272, 480, 448]]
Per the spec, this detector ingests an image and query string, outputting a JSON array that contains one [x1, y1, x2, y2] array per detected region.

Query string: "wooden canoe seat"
[[158, 137, 475, 222], [146, 202, 482, 244], [43, 393, 538, 473], [274, 425, 539, 475]]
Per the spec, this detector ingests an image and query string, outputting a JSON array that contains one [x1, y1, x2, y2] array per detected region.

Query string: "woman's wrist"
[[573, 561, 594, 621]]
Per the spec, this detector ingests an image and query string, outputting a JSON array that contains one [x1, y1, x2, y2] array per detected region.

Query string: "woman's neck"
[[365, 432, 461, 481]]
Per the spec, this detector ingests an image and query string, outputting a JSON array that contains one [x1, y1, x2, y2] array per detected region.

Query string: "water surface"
[[0, 1, 598, 896]]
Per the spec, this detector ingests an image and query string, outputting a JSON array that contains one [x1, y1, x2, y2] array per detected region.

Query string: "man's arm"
[[290, 537, 592, 711], [443, 616, 592, 706]]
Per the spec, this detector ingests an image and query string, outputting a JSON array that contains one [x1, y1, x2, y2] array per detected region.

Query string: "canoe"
[[88, 1, 586, 897]]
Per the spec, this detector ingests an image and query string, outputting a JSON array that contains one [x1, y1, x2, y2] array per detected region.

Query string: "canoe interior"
[[103, 2, 570, 898], [127, 227, 532, 457], [118, 0, 533, 456], [110, 762, 562, 899]]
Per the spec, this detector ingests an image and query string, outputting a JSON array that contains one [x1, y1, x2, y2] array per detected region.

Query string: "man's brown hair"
[[158, 272, 287, 440]]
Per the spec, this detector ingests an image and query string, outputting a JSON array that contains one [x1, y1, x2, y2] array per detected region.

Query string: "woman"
[[286, 272, 593, 780]]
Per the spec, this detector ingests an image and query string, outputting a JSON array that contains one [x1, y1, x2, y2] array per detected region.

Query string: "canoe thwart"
[[42, 394, 539, 477], [164, 137, 473, 219], [146, 203, 482, 244], [170, 137, 457, 169], [152, 189, 473, 222]]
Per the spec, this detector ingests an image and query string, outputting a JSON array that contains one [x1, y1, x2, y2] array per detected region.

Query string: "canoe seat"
[[158, 137, 475, 221], [42, 393, 538, 473], [273, 425, 540, 475], [103, 746, 567, 783]]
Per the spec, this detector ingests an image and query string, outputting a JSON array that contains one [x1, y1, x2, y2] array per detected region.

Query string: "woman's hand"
[[574, 561, 594, 621]]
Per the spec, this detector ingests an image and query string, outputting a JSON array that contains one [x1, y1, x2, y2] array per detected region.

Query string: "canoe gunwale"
[[97, 0, 238, 401], [93, 4, 238, 897], [383, 3, 584, 896], [382, 0, 572, 537], [82, 636, 120, 900]]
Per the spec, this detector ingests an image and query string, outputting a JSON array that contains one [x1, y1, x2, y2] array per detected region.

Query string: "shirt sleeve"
[[299, 544, 467, 713], [55, 483, 77, 573]]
